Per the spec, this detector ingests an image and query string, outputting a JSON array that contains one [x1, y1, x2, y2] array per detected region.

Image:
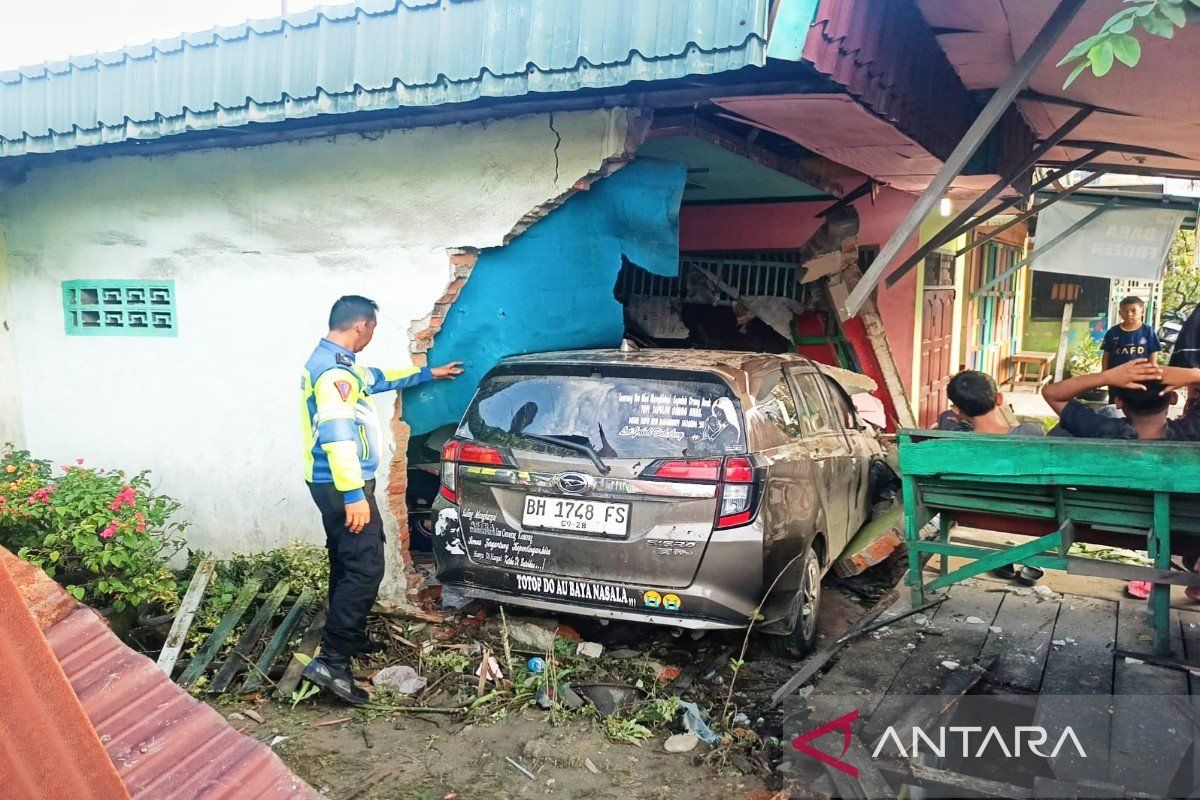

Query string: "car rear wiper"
[[524, 433, 611, 475]]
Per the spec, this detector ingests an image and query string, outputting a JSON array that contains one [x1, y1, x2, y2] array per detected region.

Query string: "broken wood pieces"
[[209, 580, 292, 693], [241, 586, 317, 693], [178, 575, 264, 689], [277, 605, 328, 698], [157, 559, 214, 677]]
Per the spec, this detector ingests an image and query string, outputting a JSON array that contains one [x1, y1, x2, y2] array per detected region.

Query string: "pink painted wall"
[[679, 186, 920, 392]]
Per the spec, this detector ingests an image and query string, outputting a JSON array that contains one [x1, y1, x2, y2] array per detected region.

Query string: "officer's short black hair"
[[329, 295, 378, 330], [1119, 295, 1145, 309], [946, 370, 999, 418], [1113, 380, 1170, 416]]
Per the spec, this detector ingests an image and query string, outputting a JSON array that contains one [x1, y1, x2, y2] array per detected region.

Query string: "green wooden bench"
[[898, 430, 1200, 655]]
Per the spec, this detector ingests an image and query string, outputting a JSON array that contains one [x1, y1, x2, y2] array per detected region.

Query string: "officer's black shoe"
[[301, 651, 369, 706]]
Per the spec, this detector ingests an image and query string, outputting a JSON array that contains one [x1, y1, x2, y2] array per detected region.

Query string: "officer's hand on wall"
[[431, 362, 464, 379], [345, 499, 371, 534]]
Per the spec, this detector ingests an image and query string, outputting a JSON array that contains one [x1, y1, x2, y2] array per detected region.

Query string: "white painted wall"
[[0, 227, 22, 447], [0, 108, 638, 595]]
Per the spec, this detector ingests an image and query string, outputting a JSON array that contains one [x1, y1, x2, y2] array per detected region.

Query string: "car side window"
[[791, 372, 835, 435], [819, 376, 858, 431], [756, 371, 804, 440]]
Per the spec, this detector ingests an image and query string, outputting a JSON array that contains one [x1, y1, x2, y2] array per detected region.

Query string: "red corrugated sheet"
[[1, 547, 325, 800], [0, 549, 131, 800], [802, 0, 1034, 186]]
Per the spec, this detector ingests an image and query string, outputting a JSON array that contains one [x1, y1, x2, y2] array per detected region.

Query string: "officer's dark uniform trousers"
[[308, 480, 385, 656]]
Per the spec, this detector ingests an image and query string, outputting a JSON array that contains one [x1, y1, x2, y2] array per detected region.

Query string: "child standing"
[[1101, 295, 1161, 370]]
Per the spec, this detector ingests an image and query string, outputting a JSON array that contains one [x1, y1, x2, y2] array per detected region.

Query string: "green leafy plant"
[[1059, 0, 1200, 88], [600, 715, 654, 745], [1066, 336, 1104, 377], [0, 446, 185, 611], [291, 680, 320, 709], [424, 649, 472, 674]]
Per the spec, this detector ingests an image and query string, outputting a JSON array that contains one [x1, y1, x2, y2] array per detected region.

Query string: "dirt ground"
[[207, 571, 893, 800]]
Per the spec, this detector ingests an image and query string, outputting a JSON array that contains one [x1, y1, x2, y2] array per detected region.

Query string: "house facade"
[[0, 0, 1040, 596]]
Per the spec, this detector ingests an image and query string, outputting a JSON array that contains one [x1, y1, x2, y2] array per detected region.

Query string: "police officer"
[[300, 295, 461, 704]]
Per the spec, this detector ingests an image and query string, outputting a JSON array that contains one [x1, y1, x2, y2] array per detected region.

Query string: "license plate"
[[521, 495, 630, 537]]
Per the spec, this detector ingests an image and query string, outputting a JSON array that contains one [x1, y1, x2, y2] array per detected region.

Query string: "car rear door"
[[787, 368, 855, 554], [816, 375, 872, 536]]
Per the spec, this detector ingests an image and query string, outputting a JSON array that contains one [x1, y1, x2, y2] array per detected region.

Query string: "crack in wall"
[[548, 112, 562, 184]]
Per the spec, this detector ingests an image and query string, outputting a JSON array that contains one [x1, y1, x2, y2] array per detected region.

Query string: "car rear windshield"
[[458, 370, 745, 459]]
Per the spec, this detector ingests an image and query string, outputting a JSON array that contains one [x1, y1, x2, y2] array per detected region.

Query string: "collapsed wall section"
[[391, 155, 687, 602]]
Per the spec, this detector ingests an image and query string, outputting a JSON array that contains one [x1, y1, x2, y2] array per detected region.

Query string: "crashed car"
[[432, 349, 889, 651]]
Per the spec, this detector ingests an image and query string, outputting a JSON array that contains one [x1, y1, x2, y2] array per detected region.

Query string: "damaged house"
[[0, 0, 1047, 596]]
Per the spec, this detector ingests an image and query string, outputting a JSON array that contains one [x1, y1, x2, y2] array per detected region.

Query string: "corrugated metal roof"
[[800, 0, 1035, 186], [0, 0, 769, 159], [2, 546, 325, 800], [0, 546, 132, 800]]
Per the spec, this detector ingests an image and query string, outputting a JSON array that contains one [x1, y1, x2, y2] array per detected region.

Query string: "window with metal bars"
[[615, 256, 807, 303], [62, 280, 177, 337]]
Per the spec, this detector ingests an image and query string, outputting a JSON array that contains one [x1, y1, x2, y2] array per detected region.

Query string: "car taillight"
[[716, 456, 761, 530], [642, 458, 721, 482], [439, 440, 511, 504], [642, 456, 761, 529]]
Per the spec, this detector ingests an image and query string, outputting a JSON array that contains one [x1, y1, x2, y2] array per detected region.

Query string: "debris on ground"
[[664, 733, 700, 753], [1032, 584, 1062, 602], [577, 684, 642, 717], [373, 665, 428, 695], [678, 701, 720, 744], [474, 654, 503, 683], [576, 641, 604, 658]]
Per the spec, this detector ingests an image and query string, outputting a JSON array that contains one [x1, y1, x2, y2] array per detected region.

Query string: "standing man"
[[300, 295, 462, 704]]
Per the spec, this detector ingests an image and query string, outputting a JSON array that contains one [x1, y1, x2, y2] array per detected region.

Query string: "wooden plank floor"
[[1108, 601, 1190, 796], [979, 588, 1060, 691], [780, 581, 1200, 795], [1034, 595, 1116, 785]]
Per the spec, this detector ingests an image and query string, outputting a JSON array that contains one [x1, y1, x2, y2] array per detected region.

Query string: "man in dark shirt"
[[1042, 359, 1200, 440], [935, 370, 1044, 435]]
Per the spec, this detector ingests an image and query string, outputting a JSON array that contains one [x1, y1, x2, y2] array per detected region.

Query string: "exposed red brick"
[[387, 112, 651, 601]]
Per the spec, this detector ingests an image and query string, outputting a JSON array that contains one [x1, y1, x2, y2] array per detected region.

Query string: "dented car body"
[[432, 349, 886, 644]]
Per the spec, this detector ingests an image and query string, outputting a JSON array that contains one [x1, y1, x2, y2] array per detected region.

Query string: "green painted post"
[[903, 472, 924, 607], [1151, 492, 1172, 656], [938, 513, 951, 576]]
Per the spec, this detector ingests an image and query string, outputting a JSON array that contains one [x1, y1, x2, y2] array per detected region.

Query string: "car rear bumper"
[[452, 584, 745, 630], [434, 528, 763, 630]]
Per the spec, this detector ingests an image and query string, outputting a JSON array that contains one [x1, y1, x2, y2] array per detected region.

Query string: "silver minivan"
[[431, 349, 886, 650]]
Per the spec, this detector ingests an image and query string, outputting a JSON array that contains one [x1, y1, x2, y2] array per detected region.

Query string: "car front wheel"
[[790, 544, 822, 654]]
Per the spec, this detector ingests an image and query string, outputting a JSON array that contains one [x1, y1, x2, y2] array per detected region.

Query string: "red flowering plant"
[[0, 445, 185, 612]]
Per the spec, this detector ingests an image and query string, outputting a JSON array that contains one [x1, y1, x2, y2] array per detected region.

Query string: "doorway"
[[918, 250, 956, 427]]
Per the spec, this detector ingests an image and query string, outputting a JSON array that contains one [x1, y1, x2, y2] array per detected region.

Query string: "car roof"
[[497, 348, 818, 382]]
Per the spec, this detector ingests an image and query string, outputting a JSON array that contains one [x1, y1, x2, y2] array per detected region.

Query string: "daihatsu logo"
[[555, 472, 591, 494]]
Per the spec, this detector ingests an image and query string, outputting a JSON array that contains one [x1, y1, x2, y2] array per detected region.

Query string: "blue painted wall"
[[403, 157, 686, 436]]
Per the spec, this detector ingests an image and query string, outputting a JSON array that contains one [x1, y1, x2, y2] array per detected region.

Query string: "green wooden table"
[[899, 430, 1200, 655]]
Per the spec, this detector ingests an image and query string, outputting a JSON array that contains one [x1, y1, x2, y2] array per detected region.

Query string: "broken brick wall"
[[392, 155, 688, 602]]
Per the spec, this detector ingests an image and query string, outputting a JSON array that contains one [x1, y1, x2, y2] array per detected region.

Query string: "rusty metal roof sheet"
[[0, 547, 131, 800], [800, 0, 1035, 188], [2, 546, 324, 800]]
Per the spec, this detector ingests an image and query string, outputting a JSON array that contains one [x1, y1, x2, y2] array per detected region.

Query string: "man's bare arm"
[[1160, 366, 1200, 395], [1042, 358, 1162, 414]]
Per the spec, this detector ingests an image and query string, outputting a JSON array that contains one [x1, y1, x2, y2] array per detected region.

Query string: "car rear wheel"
[[790, 544, 822, 654]]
